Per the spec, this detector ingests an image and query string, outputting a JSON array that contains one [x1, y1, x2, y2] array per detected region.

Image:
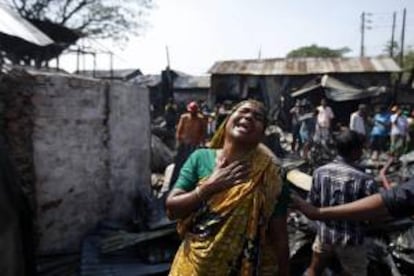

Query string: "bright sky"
[[58, 0, 414, 75]]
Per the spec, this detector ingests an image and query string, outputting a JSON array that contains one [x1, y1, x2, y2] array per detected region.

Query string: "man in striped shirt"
[[307, 130, 378, 276]]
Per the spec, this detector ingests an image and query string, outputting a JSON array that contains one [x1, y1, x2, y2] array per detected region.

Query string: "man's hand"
[[290, 191, 319, 220]]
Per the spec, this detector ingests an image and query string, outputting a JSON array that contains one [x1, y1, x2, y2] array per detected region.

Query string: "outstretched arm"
[[291, 192, 390, 221]]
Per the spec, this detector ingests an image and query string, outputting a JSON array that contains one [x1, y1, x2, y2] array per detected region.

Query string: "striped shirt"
[[308, 157, 378, 246]]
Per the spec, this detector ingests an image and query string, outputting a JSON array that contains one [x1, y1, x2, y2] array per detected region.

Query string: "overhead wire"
[[362, 10, 413, 56]]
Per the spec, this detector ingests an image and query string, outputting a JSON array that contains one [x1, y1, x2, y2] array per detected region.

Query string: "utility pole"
[[399, 8, 407, 67], [164, 45, 173, 100], [258, 45, 262, 60], [76, 47, 80, 72], [360, 12, 372, 57], [92, 53, 96, 78], [166, 45, 171, 68], [390, 11, 397, 57], [360, 12, 365, 57], [109, 51, 114, 79]]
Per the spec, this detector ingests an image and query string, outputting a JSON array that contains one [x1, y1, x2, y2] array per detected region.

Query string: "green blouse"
[[173, 148, 290, 217]]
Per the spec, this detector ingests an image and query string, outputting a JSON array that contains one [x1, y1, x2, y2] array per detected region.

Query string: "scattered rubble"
[[151, 134, 174, 173]]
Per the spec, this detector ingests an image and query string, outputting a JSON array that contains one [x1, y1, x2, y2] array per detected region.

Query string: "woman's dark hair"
[[334, 130, 363, 159]]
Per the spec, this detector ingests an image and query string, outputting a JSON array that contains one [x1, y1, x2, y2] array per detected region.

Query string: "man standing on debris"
[[407, 110, 414, 151], [169, 101, 207, 188], [390, 105, 408, 156], [315, 98, 334, 144], [166, 100, 290, 275], [290, 100, 302, 153], [349, 104, 367, 139], [299, 106, 317, 160], [306, 130, 378, 276], [369, 105, 390, 160]]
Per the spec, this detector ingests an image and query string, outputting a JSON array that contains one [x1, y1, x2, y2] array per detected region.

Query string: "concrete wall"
[[108, 81, 151, 219], [0, 70, 151, 254]]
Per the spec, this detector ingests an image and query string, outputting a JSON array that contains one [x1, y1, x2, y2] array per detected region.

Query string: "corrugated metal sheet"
[[209, 57, 401, 75], [134, 74, 211, 89], [133, 74, 161, 87], [174, 75, 210, 89], [76, 69, 142, 80], [291, 75, 388, 101], [0, 3, 53, 46]]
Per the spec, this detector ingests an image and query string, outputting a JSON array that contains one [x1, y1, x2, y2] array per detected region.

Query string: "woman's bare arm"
[[165, 188, 203, 220]]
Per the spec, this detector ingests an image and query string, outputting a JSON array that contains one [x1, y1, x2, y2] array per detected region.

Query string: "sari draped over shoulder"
[[169, 145, 283, 276]]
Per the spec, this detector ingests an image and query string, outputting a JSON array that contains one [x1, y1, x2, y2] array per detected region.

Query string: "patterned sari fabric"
[[169, 145, 283, 276]]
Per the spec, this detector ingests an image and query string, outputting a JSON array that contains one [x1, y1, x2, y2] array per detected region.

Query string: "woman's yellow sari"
[[169, 120, 283, 276]]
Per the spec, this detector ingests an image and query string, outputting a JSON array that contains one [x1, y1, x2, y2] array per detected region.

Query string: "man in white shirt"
[[390, 106, 408, 156], [349, 104, 367, 137], [316, 98, 334, 144]]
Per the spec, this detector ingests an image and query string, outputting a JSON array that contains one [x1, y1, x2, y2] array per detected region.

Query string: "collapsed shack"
[[208, 57, 400, 129], [133, 70, 210, 118], [291, 74, 391, 126]]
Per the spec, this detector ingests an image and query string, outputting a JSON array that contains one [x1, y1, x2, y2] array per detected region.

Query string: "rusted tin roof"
[[209, 57, 401, 75], [291, 75, 387, 101], [134, 74, 210, 89]]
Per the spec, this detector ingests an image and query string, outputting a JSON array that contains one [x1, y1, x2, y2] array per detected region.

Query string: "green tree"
[[404, 50, 414, 70], [382, 40, 414, 70], [286, 44, 351, 58], [8, 0, 153, 42], [383, 40, 399, 57]]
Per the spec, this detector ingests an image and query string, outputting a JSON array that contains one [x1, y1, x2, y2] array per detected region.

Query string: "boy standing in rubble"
[[306, 130, 378, 276]]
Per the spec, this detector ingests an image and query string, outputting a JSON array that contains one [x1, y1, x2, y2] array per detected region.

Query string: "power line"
[[359, 9, 413, 57]]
